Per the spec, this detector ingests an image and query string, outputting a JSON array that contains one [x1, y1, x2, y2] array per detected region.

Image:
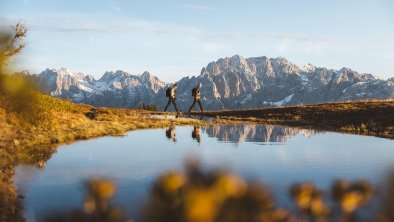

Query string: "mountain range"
[[32, 55, 394, 111]]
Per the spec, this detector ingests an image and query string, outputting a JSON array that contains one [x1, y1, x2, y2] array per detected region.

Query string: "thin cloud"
[[181, 4, 214, 11], [3, 14, 393, 50], [0, 15, 201, 36], [279, 39, 290, 53], [110, 0, 121, 12], [111, 5, 121, 12], [2, 13, 394, 70]]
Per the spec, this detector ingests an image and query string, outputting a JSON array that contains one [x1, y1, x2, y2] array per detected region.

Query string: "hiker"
[[164, 83, 179, 112], [188, 83, 203, 112], [191, 126, 201, 143], [165, 126, 176, 142]]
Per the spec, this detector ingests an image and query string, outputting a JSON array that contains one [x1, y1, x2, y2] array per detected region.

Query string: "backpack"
[[166, 87, 172, 97], [192, 87, 197, 96]]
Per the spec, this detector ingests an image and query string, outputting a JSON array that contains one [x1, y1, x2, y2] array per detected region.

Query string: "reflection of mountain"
[[202, 125, 315, 143]]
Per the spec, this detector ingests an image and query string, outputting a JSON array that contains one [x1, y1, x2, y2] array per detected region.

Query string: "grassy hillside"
[[0, 90, 207, 153], [201, 100, 394, 139]]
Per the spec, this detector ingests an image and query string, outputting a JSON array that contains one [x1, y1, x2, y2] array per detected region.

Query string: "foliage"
[[0, 23, 26, 71], [331, 180, 374, 214], [143, 160, 292, 222], [45, 178, 129, 222], [289, 182, 330, 219], [375, 173, 394, 222], [40, 161, 394, 222], [0, 22, 30, 222]]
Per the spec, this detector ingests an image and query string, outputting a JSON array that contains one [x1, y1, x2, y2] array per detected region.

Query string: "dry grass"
[[0, 94, 210, 152]]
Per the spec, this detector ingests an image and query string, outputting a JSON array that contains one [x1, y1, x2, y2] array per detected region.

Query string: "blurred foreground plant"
[[0, 23, 63, 130], [0, 22, 30, 222], [0, 22, 26, 72], [41, 162, 394, 222], [289, 182, 330, 220], [375, 173, 394, 222], [143, 159, 296, 222], [0, 22, 41, 123], [331, 180, 374, 218], [45, 177, 131, 222]]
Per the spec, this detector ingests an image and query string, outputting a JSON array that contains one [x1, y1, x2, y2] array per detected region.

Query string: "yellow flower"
[[88, 178, 117, 200], [161, 171, 185, 192], [310, 198, 330, 216], [296, 192, 312, 209], [341, 192, 362, 213], [215, 174, 247, 199], [83, 198, 96, 213], [186, 190, 218, 222]]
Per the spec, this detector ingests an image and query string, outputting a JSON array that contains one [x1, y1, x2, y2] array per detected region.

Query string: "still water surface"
[[14, 124, 394, 221]]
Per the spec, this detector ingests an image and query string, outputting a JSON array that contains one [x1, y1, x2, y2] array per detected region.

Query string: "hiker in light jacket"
[[164, 83, 179, 112], [188, 83, 203, 112]]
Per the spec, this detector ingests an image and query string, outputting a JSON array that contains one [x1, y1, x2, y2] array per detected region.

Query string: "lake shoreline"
[[3, 96, 394, 165], [194, 100, 394, 140]]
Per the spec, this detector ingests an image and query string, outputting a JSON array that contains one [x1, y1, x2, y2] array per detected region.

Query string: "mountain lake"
[[14, 124, 394, 221]]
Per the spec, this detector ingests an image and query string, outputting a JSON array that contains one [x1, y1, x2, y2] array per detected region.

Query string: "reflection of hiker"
[[164, 83, 179, 112], [188, 83, 203, 112], [165, 126, 176, 142], [191, 126, 201, 143]]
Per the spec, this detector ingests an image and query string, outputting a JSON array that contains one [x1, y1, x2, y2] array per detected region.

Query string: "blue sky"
[[1, 0, 394, 82]]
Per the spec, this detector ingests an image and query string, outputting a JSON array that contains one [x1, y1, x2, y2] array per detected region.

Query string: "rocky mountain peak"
[[270, 57, 301, 74], [140, 71, 166, 93], [228, 54, 248, 67], [140, 71, 157, 83], [100, 70, 128, 82], [84, 74, 95, 83], [141, 71, 151, 78], [301, 63, 316, 73]]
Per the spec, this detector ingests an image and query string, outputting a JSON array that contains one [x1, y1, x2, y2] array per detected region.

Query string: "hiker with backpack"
[[165, 126, 176, 142], [191, 126, 201, 143], [164, 83, 179, 112], [188, 83, 203, 112]]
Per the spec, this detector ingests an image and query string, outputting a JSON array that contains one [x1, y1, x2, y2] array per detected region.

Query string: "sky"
[[0, 0, 394, 82]]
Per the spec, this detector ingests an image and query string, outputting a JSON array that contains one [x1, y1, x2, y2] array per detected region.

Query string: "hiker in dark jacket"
[[165, 126, 176, 142], [191, 126, 201, 144], [164, 83, 179, 112], [188, 83, 203, 112]]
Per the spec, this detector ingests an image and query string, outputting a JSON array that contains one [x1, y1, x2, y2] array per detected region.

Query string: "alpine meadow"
[[1, 1, 394, 222]]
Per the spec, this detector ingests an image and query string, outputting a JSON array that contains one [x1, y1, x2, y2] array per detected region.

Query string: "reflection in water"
[[165, 126, 177, 142], [191, 126, 201, 144], [0, 144, 56, 222], [203, 125, 315, 143], [9, 125, 394, 221]]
